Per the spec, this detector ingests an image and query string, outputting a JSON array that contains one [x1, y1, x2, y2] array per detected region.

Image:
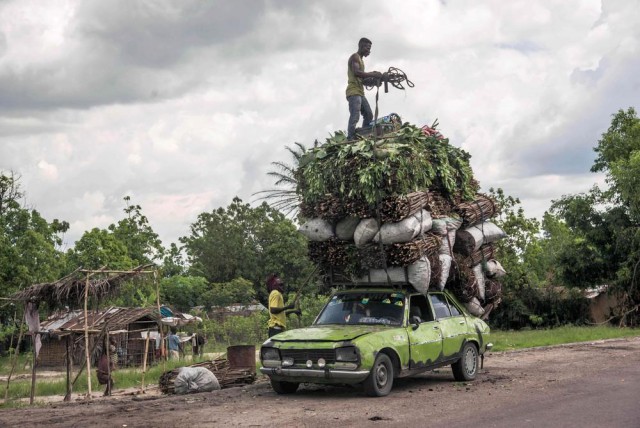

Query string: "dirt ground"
[[1, 336, 639, 427]]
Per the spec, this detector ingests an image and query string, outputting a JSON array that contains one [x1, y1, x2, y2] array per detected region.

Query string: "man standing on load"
[[346, 37, 382, 140]]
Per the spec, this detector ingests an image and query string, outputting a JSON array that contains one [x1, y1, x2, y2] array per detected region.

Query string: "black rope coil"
[[364, 66, 414, 91]]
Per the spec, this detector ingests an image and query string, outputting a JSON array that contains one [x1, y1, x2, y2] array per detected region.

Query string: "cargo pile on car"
[[296, 121, 507, 318]]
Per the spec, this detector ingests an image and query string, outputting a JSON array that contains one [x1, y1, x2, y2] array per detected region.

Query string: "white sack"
[[174, 367, 220, 394], [407, 256, 431, 294], [438, 254, 453, 291], [472, 263, 486, 301], [355, 257, 430, 293], [465, 297, 485, 317], [416, 209, 433, 234], [431, 219, 447, 235], [436, 216, 462, 255], [335, 216, 360, 241], [456, 221, 507, 254], [374, 215, 421, 244], [298, 218, 334, 241], [485, 259, 507, 278], [356, 267, 407, 284], [354, 218, 379, 247]]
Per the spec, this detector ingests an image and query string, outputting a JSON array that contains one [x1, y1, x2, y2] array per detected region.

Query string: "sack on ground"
[[298, 218, 334, 242], [174, 367, 220, 394]]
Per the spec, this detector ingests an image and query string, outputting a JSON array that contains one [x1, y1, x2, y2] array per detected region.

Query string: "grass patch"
[[0, 357, 207, 404], [490, 325, 640, 352]]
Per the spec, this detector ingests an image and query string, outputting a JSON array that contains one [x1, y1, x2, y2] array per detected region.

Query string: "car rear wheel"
[[363, 353, 394, 397], [270, 379, 299, 394], [451, 342, 478, 381]]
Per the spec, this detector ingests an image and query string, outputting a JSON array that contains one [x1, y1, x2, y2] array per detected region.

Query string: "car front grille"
[[280, 349, 336, 364]]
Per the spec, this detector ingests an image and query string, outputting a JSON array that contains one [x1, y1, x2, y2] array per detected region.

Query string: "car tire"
[[363, 353, 394, 397], [451, 342, 478, 381], [270, 379, 299, 394]]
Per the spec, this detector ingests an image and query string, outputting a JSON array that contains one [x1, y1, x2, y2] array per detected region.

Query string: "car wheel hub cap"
[[376, 365, 388, 386], [465, 348, 476, 374]]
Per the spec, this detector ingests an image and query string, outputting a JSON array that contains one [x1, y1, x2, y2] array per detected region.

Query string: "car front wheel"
[[363, 353, 394, 397], [451, 342, 478, 381], [270, 379, 299, 394]]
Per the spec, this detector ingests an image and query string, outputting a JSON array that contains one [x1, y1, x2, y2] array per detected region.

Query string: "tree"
[[108, 196, 164, 265], [0, 171, 69, 295], [253, 142, 308, 217], [592, 107, 640, 220], [547, 107, 640, 325], [180, 197, 315, 305]]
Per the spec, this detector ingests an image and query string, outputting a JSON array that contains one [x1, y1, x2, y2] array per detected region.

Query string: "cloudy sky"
[[1, 0, 639, 249]]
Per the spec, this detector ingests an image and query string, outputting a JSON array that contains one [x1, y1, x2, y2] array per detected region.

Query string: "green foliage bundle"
[[295, 124, 478, 210]]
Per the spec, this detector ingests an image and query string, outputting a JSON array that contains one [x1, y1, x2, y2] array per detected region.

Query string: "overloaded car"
[[260, 287, 492, 397]]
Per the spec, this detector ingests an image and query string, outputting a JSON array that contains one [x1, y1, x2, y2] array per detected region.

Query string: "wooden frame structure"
[[11, 264, 160, 402]]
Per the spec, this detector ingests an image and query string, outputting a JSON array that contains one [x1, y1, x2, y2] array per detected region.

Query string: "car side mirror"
[[411, 316, 421, 330]]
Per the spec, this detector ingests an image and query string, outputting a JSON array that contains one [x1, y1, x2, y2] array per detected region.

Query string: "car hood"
[[270, 325, 389, 343]]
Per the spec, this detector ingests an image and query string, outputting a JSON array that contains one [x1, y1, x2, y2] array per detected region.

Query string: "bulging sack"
[[335, 216, 360, 241], [455, 221, 506, 255], [354, 218, 379, 247], [438, 254, 453, 291], [465, 297, 485, 317], [355, 257, 430, 294], [485, 259, 507, 278], [174, 367, 220, 394], [298, 218, 334, 241], [472, 263, 486, 301], [374, 214, 421, 244]]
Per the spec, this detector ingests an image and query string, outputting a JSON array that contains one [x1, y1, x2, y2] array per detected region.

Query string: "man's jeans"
[[347, 95, 373, 140]]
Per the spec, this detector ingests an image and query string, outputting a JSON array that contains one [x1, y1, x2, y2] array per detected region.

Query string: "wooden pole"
[[83, 274, 92, 399], [4, 310, 24, 402], [140, 331, 150, 393], [64, 335, 72, 401], [154, 270, 166, 372], [105, 333, 111, 396], [29, 333, 37, 405]]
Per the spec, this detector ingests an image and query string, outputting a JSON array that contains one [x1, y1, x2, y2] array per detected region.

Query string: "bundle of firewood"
[[385, 234, 441, 266], [159, 356, 256, 394], [455, 195, 498, 226], [379, 192, 430, 223]]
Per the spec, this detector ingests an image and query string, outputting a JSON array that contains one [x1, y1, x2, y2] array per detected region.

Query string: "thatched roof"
[[12, 264, 155, 308], [41, 306, 159, 334]]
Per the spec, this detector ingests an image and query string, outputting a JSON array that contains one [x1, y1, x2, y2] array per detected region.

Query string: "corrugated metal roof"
[[41, 306, 159, 333]]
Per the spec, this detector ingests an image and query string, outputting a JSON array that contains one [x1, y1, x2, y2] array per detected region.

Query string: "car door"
[[429, 293, 468, 358], [406, 294, 442, 368]]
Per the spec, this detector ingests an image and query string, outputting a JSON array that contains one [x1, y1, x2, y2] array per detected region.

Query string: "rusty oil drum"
[[227, 345, 256, 374]]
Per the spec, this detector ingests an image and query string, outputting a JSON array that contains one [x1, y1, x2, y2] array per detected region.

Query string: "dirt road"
[[1, 336, 639, 427]]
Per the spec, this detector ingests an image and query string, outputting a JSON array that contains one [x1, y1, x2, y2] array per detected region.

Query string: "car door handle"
[[433, 326, 439, 330], [459, 321, 465, 325]]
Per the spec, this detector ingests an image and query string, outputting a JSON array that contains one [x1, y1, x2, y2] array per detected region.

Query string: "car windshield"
[[315, 291, 405, 326]]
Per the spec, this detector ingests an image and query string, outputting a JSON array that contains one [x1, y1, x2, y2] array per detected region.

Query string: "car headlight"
[[261, 347, 281, 361], [335, 346, 359, 362]]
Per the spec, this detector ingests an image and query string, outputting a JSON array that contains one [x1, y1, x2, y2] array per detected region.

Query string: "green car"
[[260, 287, 492, 397]]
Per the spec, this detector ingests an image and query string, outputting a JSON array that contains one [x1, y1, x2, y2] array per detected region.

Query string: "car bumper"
[[260, 366, 370, 382]]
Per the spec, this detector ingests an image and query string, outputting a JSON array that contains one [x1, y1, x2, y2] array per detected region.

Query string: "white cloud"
[[0, 0, 639, 247]]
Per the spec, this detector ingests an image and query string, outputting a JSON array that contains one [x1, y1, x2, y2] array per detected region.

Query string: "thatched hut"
[[39, 306, 161, 368]]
